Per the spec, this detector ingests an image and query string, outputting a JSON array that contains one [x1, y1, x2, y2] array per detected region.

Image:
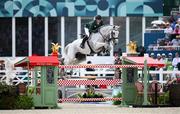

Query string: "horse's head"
[[99, 25, 120, 45], [109, 25, 120, 45]]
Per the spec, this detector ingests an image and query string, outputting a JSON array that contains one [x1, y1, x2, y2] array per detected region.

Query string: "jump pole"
[[143, 55, 150, 105]]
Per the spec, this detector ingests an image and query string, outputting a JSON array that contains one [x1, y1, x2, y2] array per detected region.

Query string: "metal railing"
[[148, 45, 180, 51]]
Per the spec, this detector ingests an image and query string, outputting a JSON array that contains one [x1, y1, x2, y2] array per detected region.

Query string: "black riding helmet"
[[95, 15, 102, 20]]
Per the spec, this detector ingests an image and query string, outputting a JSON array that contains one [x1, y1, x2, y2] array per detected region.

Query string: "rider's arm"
[[89, 23, 99, 33], [85, 23, 90, 29], [90, 28, 98, 33], [89, 23, 96, 33], [101, 21, 104, 26], [89, 21, 104, 33]]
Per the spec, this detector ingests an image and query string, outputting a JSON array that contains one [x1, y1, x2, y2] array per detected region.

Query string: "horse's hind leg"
[[64, 57, 75, 65], [65, 48, 77, 65]]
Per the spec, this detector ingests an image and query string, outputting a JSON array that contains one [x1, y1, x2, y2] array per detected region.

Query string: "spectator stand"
[[145, 15, 180, 56]]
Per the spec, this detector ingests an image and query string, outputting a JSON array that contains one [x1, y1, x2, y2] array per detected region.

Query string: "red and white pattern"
[[59, 64, 144, 69], [57, 79, 121, 86], [58, 98, 122, 102]]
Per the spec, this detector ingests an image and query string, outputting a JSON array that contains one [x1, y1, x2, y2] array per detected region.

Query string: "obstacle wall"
[[57, 64, 144, 102]]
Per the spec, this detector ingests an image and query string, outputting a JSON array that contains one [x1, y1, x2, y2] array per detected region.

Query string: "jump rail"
[[58, 79, 121, 86], [58, 98, 122, 102], [59, 64, 144, 68]]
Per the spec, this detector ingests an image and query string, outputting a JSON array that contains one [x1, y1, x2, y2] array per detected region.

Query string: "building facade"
[[0, 16, 160, 57]]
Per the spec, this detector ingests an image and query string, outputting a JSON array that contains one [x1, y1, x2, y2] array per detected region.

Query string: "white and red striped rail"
[[58, 98, 122, 102], [58, 79, 121, 86], [59, 64, 144, 68]]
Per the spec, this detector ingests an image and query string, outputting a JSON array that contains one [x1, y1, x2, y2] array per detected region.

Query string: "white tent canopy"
[[151, 20, 165, 25]]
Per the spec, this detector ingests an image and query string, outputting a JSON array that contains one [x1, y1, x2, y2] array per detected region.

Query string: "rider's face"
[[96, 19, 101, 24]]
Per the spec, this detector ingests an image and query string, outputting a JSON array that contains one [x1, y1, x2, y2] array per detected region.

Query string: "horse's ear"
[[116, 26, 120, 29], [113, 25, 120, 30]]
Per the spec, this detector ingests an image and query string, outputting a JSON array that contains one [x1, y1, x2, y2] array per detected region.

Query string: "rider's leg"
[[80, 28, 89, 48], [84, 28, 90, 36], [80, 36, 88, 48]]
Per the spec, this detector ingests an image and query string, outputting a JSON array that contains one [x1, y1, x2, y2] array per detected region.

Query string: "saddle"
[[79, 34, 107, 55]]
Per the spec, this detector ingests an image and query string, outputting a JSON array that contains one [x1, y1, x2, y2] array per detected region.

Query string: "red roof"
[[124, 57, 165, 67], [14, 56, 59, 67]]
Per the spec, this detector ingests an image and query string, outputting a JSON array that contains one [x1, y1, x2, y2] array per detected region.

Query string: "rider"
[[80, 15, 104, 49]]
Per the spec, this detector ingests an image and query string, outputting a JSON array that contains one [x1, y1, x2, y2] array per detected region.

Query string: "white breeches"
[[84, 28, 90, 36]]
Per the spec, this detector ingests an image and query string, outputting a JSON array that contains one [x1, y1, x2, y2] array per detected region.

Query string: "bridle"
[[99, 30, 107, 41], [109, 30, 119, 44]]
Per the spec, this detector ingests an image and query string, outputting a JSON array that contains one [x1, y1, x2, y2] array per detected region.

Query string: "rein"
[[99, 30, 107, 42]]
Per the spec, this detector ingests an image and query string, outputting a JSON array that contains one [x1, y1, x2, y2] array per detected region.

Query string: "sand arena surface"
[[0, 103, 180, 114]]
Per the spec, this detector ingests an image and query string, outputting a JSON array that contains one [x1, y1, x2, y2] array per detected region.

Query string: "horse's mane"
[[98, 24, 113, 30], [89, 25, 112, 40]]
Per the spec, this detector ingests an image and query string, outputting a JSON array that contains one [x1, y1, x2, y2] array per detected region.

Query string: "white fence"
[[0, 70, 28, 85], [1, 68, 180, 85], [149, 69, 180, 84]]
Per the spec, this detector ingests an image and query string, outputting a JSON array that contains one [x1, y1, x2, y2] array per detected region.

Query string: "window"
[[114, 17, 126, 52], [46, 67, 54, 84], [16, 18, 28, 56], [0, 18, 12, 56], [65, 17, 77, 46], [32, 18, 45, 56], [130, 17, 142, 46], [48, 17, 61, 55], [102, 17, 110, 25]]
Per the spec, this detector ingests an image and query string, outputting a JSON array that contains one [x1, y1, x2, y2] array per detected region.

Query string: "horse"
[[63, 25, 120, 65]]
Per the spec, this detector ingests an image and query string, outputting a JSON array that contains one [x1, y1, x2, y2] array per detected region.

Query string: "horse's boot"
[[80, 35, 88, 49]]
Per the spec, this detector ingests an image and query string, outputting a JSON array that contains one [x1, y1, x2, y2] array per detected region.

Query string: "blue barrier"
[[144, 33, 165, 49]]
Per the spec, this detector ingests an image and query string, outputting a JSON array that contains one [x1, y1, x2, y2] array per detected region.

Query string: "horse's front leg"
[[95, 42, 107, 49], [95, 42, 111, 51]]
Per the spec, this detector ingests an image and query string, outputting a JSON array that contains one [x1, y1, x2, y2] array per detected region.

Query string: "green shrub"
[[78, 93, 104, 98], [0, 82, 17, 96], [0, 96, 17, 109], [158, 91, 170, 104], [113, 92, 122, 105], [78, 87, 104, 99], [15, 95, 34, 109], [0, 82, 33, 109], [0, 82, 18, 109]]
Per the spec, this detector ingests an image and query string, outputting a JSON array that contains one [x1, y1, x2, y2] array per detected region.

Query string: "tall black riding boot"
[[80, 36, 88, 48]]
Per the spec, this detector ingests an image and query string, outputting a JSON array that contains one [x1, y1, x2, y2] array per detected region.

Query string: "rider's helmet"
[[95, 15, 102, 20]]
